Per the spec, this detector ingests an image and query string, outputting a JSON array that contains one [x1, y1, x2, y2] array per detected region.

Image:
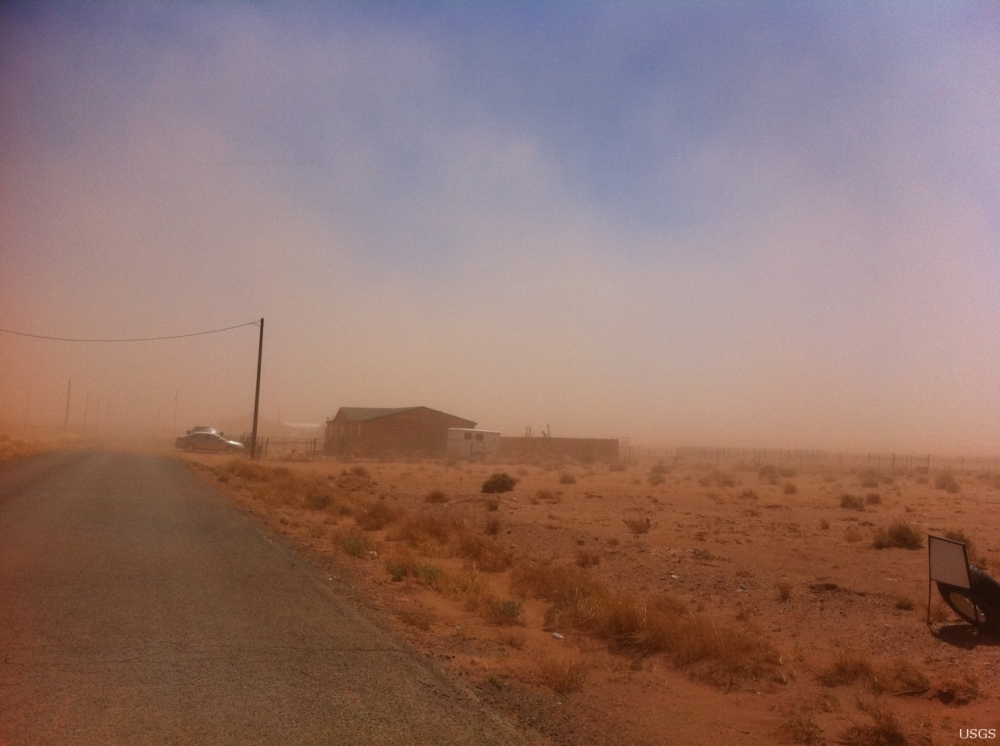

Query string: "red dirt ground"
[[185, 453, 1000, 746]]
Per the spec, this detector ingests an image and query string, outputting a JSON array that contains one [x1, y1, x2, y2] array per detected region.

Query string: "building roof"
[[333, 407, 418, 422], [328, 406, 476, 427]]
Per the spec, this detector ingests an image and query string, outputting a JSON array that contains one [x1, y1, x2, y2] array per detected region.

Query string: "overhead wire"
[[0, 320, 260, 343]]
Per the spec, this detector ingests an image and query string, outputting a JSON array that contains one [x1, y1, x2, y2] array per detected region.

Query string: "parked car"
[[175, 431, 246, 454]]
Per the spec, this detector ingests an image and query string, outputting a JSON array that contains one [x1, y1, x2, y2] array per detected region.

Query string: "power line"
[[0, 320, 260, 343]]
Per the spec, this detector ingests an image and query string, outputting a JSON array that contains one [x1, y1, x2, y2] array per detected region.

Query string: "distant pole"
[[83, 390, 89, 430], [250, 318, 264, 460], [64, 380, 72, 432], [173, 390, 178, 432]]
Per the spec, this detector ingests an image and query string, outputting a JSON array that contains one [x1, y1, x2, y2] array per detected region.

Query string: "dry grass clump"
[[574, 548, 600, 568], [859, 472, 880, 489], [865, 492, 881, 505], [624, 516, 651, 535], [777, 583, 792, 602], [337, 527, 373, 558], [483, 599, 523, 626], [424, 489, 449, 504], [216, 459, 353, 512], [354, 499, 400, 531], [559, 472, 577, 485], [819, 650, 876, 687], [842, 707, 908, 746], [943, 529, 979, 562], [396, 606, 435, 630], [510, 560, 778, 686], [386, 510, 512, 571], [783, 481, 798, 494], [536, 656, 588, 694], [820, 518, 830, 530], [934, 470, 960, 493], [878, 659, 928, 694], [484, 516, 501, 536], [534, 489, 560, 504], [840, 494, 865, 510], [936, 673, 979, 705], [0, 435, 38, 462], [648, 472, 665, 486], [872, 521, 922, 550], [781, 715, 824, 745]]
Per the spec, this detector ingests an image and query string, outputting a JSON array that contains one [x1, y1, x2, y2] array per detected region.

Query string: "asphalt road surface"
[[0, 451, 530, 746]]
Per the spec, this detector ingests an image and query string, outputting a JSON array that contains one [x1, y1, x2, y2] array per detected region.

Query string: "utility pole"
[[250, 318, 264, 460], [64, 380, 72, 432]]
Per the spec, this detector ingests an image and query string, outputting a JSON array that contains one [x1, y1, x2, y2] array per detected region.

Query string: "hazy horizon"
[[2, 3, 999, 455]]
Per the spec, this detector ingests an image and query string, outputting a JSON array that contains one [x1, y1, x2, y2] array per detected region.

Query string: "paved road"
[[0, 451, 530, 746]]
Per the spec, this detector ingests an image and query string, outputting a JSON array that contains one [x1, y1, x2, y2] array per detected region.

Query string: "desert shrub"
[[485, 498, 500, 511], [482, 472, 516, 493], [484, 516, 501, 536], [559, 472, 577, 485], [777, 583, 792, 602], [484, 599, 523, 626], [783, 481, 797, 495], [304, 492, 333, 510], [624, 517, 651, 535], [859, 472, 879, 489], [820, 518, 830, 530], [648, 473, 665, 486], [872, 521, 922, 550], [864, 492, 881, 505], [350, 465, 371, 479], [355, 500, 399, 531], [757, 464, 779, 484], [894, 597, 914, 611], [840, 494, 865, 510], [649, 460, 670, 476], [424, 489, 449, 504], [537, 657, 588, 693], [740, 489, 758, 500], [575, 549, 600, 568], [935, 470, 960, 493]]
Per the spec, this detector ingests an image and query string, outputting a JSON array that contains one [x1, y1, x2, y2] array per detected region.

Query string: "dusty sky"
[[1, 2, 998, 453]]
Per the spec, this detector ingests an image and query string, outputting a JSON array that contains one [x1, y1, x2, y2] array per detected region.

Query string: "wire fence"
[[623, 445, 1000, 474]]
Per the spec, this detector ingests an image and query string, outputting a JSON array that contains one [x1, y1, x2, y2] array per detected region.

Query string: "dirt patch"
[[183, 454, 1000, 745]]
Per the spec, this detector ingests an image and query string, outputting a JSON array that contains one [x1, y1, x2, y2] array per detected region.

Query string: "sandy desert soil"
[[182, 453, 1000, 746]]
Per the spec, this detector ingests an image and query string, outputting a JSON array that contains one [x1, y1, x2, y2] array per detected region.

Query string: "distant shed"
[[324, 407, 476, 457], [446, 428, 501, 459]]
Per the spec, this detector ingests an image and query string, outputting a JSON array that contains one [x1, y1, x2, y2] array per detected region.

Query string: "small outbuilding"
[[324, 406, 476, 457], [446, 428, 501, 459]]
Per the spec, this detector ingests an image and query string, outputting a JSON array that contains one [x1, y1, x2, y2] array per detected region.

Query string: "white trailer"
[[446, 428, 500, 459]]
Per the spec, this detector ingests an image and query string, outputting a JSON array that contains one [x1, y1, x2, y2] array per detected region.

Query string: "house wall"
[[325, 408, 476, 456]]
